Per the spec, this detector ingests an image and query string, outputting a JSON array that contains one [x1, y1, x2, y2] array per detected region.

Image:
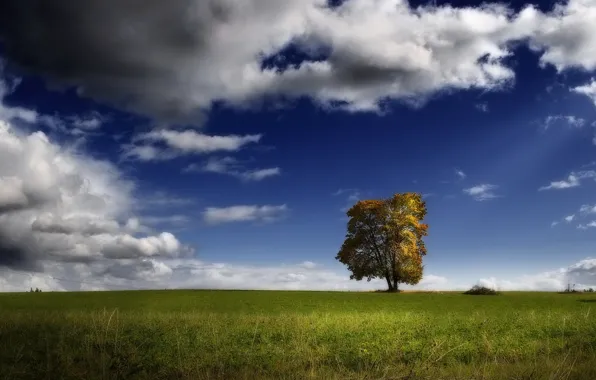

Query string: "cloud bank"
[[479, 258, 596, 291], [2, 256, 595, 293]]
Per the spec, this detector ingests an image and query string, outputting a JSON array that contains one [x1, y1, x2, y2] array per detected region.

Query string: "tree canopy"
[[335, 192, 428, 292]]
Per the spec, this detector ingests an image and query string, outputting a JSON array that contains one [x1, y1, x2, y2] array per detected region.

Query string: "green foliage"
[[336, 192, 428, 291], [464, 285, 500, 295], [1, 290, 596, 379]]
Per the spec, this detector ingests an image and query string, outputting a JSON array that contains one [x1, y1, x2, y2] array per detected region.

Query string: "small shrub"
[[464, 285, 500, 295]]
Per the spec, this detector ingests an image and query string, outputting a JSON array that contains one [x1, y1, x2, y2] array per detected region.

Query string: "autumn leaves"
[[336, 193, 428, 292]]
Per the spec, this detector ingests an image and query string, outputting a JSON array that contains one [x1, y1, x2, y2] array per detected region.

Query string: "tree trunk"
[[385, 276, 393, 291], [385, 275, 400, 292], [391, 271, 400, 293]]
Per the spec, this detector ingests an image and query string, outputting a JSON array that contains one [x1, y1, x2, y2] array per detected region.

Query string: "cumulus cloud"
[[184, 156, 281, 182], [102, 233, 184, 259], [203, 205, 288, 225], [463, 184, 499, 201], [528, 1, 596, 71], [123, 130, 262, 161], [1, 0, 595, 123], [572, 79, 596, 106], [0, 101, 192, 270], [539, 170, 596, 190]]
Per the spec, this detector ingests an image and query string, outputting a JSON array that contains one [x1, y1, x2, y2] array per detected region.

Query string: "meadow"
[[1, 290, 595, 380]]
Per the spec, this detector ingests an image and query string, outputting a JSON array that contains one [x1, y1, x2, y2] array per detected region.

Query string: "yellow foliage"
[[336, 192, 428, 291]]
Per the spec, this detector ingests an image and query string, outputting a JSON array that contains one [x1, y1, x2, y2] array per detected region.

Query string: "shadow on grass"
[[578, 299, 596, 303]]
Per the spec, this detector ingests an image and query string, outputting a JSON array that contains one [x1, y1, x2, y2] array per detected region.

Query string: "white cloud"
[[551, 221, 559, 228], [185, 156, 281, 182], [580, 204, 596, 214], [529, 0, 596, 72], [102, 233, 184, 259], [4, 0, 596, 121], [68, 113, 105, 131], [124, 130, 263, 161], [143, 130, 261, 154], [539, 171, 596, 190], [572, 79, 596, 106], [455, 168, 467, 180], [578, 221, 596, 230], [463, 184, 499, 201], [242, 168, 281, 181], [542, 115, 586, 130], [203, 205, 288, 225], [551, 206, 595, 228]]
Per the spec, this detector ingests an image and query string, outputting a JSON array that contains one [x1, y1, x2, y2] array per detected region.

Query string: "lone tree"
[[336, 192, 428, 292]]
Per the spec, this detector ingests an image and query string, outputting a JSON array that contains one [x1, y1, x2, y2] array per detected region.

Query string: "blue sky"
[[1, 0, 596, 291]]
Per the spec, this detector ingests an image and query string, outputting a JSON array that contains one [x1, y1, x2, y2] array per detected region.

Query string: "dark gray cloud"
[[0, 229, 41, 271], [3, 0, 596, 124], [0, 0, 220, 123]]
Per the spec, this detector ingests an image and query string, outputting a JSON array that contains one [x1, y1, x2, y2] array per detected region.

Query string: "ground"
[[1, 290, 595, 379]]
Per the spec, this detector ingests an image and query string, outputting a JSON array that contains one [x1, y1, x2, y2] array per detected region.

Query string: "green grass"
[[1, 290, 596, 379]]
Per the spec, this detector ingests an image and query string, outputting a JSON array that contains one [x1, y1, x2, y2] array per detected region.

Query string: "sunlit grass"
[[1, 290, 595, 379]]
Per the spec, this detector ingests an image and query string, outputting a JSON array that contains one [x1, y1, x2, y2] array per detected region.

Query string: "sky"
[[1, 0, 596, 292]]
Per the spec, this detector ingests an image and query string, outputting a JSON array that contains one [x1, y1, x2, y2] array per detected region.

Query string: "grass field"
[[1, 290, 596, 380]]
